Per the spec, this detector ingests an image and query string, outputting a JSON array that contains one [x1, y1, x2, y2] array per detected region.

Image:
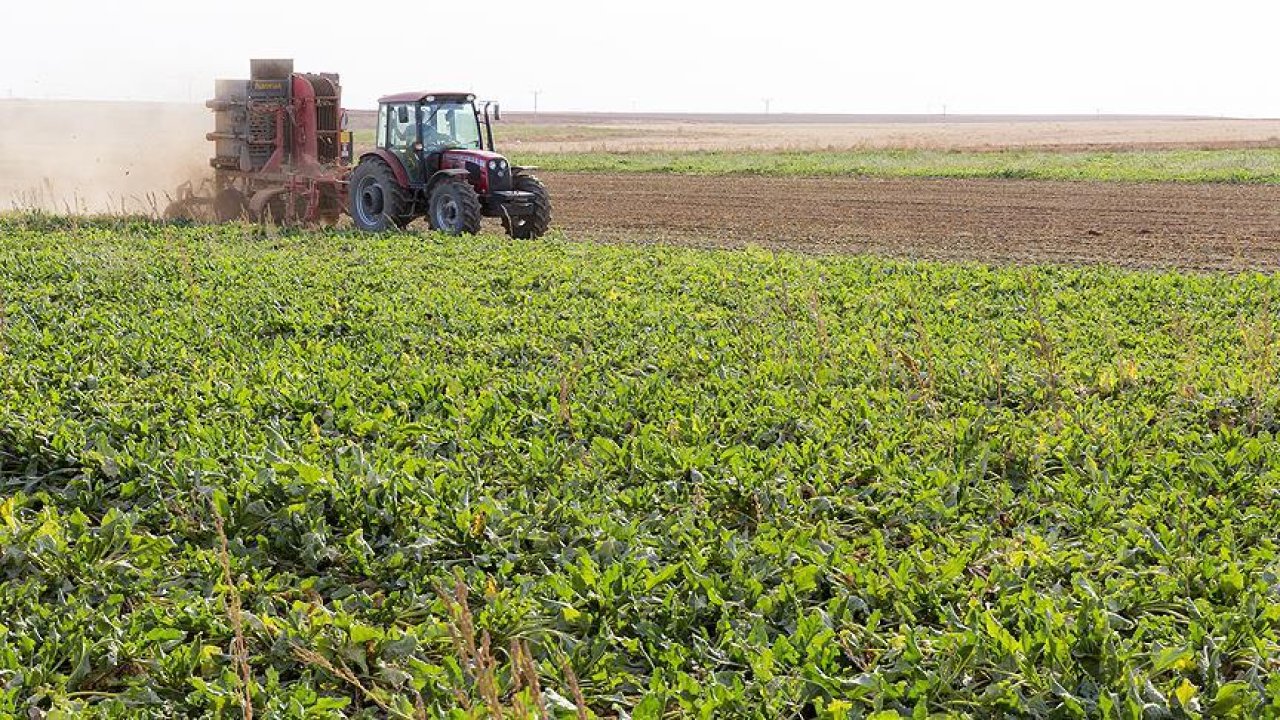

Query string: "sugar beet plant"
[[0, 215, 1278, 719]]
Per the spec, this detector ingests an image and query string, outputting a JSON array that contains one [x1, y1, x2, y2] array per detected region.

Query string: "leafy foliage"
[[1, 216, 1279, 718]]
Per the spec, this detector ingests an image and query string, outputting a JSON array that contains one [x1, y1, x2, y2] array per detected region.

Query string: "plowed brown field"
[[543, 173, 1280, 272]]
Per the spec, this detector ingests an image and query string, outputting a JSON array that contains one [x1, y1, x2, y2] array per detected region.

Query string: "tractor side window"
[[377, 105, 389, 148], [389, 104, 415, 150]]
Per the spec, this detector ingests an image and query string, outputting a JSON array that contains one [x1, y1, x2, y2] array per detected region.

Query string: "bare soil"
[[543, 172, 1280, 272]]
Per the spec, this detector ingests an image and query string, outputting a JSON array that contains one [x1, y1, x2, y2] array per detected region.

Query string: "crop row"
[[0, 216, 1278, 718]]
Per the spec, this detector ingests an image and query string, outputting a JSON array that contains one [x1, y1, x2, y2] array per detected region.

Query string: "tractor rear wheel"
[[350, 159, 412, 232], [503, 173, 552, 239], [429, 177, 482, 236]]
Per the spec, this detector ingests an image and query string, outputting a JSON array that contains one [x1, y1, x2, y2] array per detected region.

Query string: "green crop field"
[[508, 148, 1280, 184], [2, 216, 1279, 718]]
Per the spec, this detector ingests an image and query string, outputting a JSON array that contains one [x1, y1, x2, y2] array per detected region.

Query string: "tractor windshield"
[[421, 101, 482, 151]]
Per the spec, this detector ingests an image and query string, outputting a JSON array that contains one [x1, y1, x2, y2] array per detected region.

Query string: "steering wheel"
[[423, 130, 455, 148]]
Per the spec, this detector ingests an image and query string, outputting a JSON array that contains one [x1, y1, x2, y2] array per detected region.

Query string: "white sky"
[[3, 0, 1277, 117]]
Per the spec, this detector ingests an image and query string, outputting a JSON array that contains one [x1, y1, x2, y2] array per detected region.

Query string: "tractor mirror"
[[494, 104, 501, 122], [397, 106, 410, 124]]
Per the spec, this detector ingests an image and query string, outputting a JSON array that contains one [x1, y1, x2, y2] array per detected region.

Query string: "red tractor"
[[348, 93, 551, 238], [168, 59, 551, 238]]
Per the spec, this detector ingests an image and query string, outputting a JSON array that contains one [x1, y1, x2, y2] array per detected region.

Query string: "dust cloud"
[[0, 100, 211, 214]]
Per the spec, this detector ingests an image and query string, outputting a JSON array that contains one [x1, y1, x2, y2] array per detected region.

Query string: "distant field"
[[353, 124, 670, 149], [353, 112, 1280, 185], [511, 148, 1280, 184], [346, 110, 1280, 153], [494, 117, 1280, 154], [350, 124, 1280, 185]]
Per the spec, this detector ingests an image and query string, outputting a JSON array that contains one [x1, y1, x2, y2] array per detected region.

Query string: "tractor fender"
[[358, 149, 411, 188], [427, 169, 470, 194]]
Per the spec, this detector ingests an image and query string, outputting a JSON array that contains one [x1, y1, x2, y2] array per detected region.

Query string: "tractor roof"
[[378, 91, 475, 104]]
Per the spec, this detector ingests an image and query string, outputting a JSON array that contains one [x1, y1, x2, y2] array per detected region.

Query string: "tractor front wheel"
[[349, 160, 411, 232], [429, 177, 482, 236], [503, 173, 552, 239]]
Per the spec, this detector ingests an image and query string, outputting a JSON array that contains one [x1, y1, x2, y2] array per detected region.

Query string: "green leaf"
[[349, 624, 384, 644], [1152, 646, 1193, 673], [1210, 682, 1253, 715], [632, 694, 664, 720], [0, 495, 18, 532], [983, 612, 1022, 658], [1173, 678, 1197, 707], [644, 564, 680, 591], [793, 564, 821, 593], [825, 699, 853, 718], [295, 463, 325, 485], [145, 627, 186, 644]]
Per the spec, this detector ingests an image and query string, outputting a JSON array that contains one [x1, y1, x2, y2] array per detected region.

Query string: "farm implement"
[[165, 59, 551, 237]]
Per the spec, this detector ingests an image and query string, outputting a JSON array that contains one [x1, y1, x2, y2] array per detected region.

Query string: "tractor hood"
[[440, 149, 512, 194], [441, 148, 508, 165]]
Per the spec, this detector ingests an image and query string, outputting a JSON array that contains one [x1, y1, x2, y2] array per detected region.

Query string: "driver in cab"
[[422, 113, 455, 151]]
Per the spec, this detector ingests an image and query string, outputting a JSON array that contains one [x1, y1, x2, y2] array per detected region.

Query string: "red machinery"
[[166, 58, 551, 237], [347, 93, 551, 238], [166, 59, 352, 224]]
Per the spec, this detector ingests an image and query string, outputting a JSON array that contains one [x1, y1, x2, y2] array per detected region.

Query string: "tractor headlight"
[[488, 160, 499, 170]]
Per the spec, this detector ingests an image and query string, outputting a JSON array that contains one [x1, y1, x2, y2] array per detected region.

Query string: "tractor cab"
[[349, 92, 551, 238], [378, 93, 491, 180]]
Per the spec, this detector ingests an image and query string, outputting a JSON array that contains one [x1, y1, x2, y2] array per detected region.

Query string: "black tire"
[[504, 173, 552, 239], [428, 177, 482, 236], [349, 159, 412, 232], [213, 188, 248, 223]]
